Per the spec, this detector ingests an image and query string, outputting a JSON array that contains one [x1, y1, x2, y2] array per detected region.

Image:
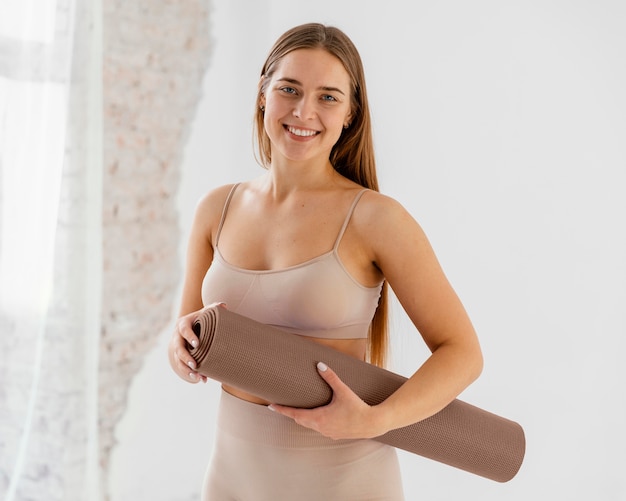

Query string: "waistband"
[[216, 389, 363, 449]]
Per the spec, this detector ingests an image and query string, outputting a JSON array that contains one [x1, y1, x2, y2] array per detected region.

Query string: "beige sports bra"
[[201, 184, 383, 339]]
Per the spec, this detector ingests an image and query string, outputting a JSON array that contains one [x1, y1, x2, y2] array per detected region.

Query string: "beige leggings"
[[202, 389, 405, 501]]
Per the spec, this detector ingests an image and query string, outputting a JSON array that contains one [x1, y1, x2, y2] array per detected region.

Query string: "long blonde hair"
[[254, 23, 389, 367]]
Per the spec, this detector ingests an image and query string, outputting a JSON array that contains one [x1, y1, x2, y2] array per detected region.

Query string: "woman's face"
[[261, 48, 353, 167]]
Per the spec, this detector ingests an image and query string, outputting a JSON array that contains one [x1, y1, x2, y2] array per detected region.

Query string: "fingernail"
[[191, 339, 198, 348], [317, 361, 328, 372], [189, 372, 196, 380], [267, 405, 276, 412], [187, 360, 195, 369]]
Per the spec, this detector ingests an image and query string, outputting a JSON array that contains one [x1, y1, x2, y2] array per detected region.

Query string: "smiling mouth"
[[285, 125, 319, 137]]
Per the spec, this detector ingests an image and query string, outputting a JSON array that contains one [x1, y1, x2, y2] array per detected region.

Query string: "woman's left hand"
[[268, 362, 389, 440]]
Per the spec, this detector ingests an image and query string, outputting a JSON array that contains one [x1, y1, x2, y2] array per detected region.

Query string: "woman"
[[168, 23, 483, 500]]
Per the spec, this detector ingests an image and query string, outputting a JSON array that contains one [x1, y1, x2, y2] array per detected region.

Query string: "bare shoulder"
[[352, 190, 433, 267], [191, 183, 240, 240], [195, 183, 238, 216], [354, 190, 423, 236]]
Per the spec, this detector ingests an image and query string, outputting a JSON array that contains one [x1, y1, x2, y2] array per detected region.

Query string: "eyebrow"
[[277, 77, 346, 96]]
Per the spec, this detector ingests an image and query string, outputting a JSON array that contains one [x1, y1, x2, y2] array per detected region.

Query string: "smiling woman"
[[259, 49, 352, 167], [168, 22, 483, 501], [254, 24, 376, 189]]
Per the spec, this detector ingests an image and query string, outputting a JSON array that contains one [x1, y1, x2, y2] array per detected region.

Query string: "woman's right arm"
[[167, 185, 233, 383]]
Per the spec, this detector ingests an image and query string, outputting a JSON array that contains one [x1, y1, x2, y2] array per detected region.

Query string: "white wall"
[[111, 1, 626, 499]]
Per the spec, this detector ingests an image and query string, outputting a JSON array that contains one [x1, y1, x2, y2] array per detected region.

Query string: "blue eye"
[[281, 87, 297, 94], [321, 95, 337, 102]]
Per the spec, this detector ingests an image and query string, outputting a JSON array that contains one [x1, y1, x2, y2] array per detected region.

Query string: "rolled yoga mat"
[[189, 306, 525, 482]]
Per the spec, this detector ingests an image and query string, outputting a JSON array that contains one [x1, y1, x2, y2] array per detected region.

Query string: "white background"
[[110, 1, 626, 499]]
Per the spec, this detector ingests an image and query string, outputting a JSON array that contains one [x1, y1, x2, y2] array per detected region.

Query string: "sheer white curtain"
[[0, 0, 102, 500]]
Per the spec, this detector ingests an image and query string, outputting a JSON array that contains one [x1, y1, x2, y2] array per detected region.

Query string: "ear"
[[344, 111, 353, 128]]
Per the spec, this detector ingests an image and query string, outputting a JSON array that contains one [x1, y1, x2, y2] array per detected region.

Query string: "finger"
[[180, 302, 227, 348], [269, 405, 320, 431], [177, 317, 200, 349], [173, 356, 202, 384], [270, 363, 343, 418], [316, 362, 349, 396], [171, 325, 197, 371], [268, 403, 299, 419], [188, 369, 208, 384], [174, 344, 198, 371], [168, 335, 194, 374], [201, 301, 228, 313], [213, 301, 228, 309]]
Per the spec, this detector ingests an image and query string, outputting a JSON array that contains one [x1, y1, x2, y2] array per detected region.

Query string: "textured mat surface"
[[189, 306, 525, 482]]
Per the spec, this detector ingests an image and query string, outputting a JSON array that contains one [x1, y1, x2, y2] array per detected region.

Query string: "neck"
[[265, 156, 339, 198]]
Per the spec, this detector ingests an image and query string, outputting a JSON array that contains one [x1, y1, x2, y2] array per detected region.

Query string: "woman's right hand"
[[168, 302, 226, 384]]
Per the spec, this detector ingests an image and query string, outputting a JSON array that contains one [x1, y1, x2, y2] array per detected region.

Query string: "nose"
[[292, 95, 316, 120]]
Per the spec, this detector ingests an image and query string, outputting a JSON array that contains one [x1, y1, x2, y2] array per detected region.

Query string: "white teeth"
[[287, 126, 317, 137]]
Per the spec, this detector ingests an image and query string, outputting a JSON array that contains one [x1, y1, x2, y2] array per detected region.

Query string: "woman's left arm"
[[271, 193, 483, 439], [363, 193, 484, 433]]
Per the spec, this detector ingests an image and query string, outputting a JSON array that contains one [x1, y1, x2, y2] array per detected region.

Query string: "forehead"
[[273, 48, 351, 89]]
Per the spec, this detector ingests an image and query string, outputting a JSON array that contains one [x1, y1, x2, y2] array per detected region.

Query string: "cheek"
[[263, 105, 281, 132], [262, 107, 288, 147], [263, 97, 288, 126], [323, 116, 347, 142]]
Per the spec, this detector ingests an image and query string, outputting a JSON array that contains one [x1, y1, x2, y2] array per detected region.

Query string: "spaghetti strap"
[[215, 183, 240, 247], [333, 189, 369, 251]]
